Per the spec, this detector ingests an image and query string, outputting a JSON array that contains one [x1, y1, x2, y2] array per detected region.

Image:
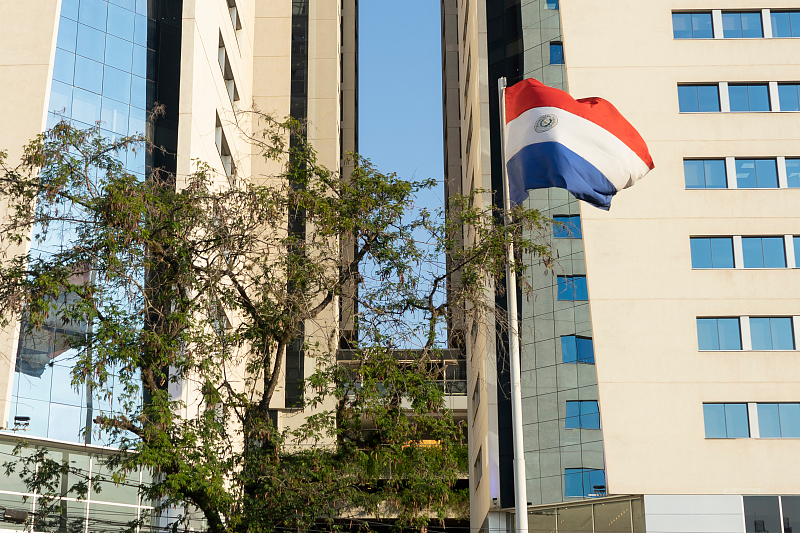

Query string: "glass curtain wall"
[[7, 0, 182, 445]]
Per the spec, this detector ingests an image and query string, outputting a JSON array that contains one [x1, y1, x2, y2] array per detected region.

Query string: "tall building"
[[443, 1, 800, 532], [0, 0, 357, 528]]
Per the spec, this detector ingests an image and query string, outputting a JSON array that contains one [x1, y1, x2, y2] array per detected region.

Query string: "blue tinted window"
[[106, 4, 135, 41], [105, 34, 133, 72], [690, 237, 734, 268], [787, 159, 800, 188], [550, 42, 564, 65], [697, 318, 742, 350], [79, 0, 108, 31], [57, 16, 78, 52], [576, 337, 594, 363], [771, 11, 800, 37], [74, 56, 104, 94], [758, 403, 800, 438], [704, 403, 750, 438], [557, 276, 588, 301], [729, 84, 771, 112], [103, 66, 131, 104], [779, 84, 800, 111], [736, 159, 778, 188], [673, 12, 714, 39], [553, 215, 581, 238], [53, 49, 76, 85], [62, 0, 79, 20], [684, 159, 726, 189], [564, 468, 605, 498], [779, 403, 800, 437], [679, 85, 720, 112], [742, 237, 786, 268], [722, 12, 764, 38], [750, 317, 794, 350], [795, 237, 800, 267], [566, 400, 600, 429], [759, 403, 781, 437], [545, 0, 559, 10], [77, 23, 106, 62], [561, 336, 594, 364]]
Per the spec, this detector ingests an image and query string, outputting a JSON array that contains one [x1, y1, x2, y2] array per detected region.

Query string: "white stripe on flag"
[[504, 106, 650, 191]]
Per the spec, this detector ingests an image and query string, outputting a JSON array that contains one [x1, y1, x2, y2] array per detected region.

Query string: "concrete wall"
[[561, 0, 800, 496], [644, 495, 746, 533]]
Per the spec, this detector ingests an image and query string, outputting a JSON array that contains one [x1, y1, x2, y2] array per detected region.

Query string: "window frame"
[[672, 11, 714, 39], [553, 215, 582, 239], [703, 403, 750, 439], [557, 275, 589, 301], [678, 84, 721, 113]]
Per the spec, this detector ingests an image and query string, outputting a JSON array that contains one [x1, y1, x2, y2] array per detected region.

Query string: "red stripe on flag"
[[504, 79, 654, 170]]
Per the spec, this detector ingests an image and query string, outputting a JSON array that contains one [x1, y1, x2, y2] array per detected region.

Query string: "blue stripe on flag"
[[506, 142, 617, 210]]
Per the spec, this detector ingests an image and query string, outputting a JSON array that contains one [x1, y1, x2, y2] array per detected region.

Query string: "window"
[[690, 237, 734, 268], [787, 159, 800, 188], [464, 51, 471, 104], [744, 496, 800, 533], [703, 403, 750, 438], [465, 114, 473, 155], [678, 85, 720, 112], [215, 115, 236, 185], [566, 400, 600, 429], [757, 403, 800, 438], [771, 11, 800, 37], [684, 159, 727, 189], [545, 0, 559, 9], [472, 379, 480, 416], [729, 84, 770, 112], [553, 215, 582, 238], [564, 468, 605, 498], [218, 34, 239, 104], [227, 0, 242, 40], [735, 159, 778, 188], [721, 12, 764, 38], [549, 42, 564, 65], [750, 317, 795, 350], [473, 448, 482, 486], [561, 336, 594, 364], [557, 276, 588, 301], [672, 12, 714, 39], [742, 237, 786, 268], [779, 83, 800, 111], [795, 237, 800, 267], [697, 318, 741, 350]]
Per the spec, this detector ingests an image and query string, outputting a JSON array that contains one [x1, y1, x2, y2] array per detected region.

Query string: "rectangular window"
[[553, 215, 582, 238], [742, 236, 786, 268], [566, 400, 600, 429], [795, 236, 800, 267], [778, 83, 800, 111], [758, 403, 800, 438], [697, 318, 741, 350], [474, 448, 482, 486], [465, 115, 473, 155], [749, 317, 795, 350], [549, 42, 564, 65], [722, 11, 764, 38], [557, 276, 588, 301], [787, 159, 800, 188], [678, 84, 720, 112], [545, 0, 559, 9], [684, 159, 727, 189], [561, 335, 595, 364], [735, 158, 778, 188], [771, 11, 800, 37], [564, 468, 605, 498], [672, 12, 714, 39], [472, 379, 480, 415], [703, 403, 750, 438], [690, 237, 734, 268], [729, 84, 770, 112], [744, 496, 782, 533]]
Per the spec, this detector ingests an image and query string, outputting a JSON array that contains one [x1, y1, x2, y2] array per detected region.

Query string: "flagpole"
[[497, 76, 528, 533]]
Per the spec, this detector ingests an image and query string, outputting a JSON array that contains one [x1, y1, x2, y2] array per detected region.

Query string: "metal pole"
[[497, 76, 528, 533]]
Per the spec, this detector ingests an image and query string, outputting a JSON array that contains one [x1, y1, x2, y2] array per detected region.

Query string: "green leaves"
[[0, 116, 551, 533]]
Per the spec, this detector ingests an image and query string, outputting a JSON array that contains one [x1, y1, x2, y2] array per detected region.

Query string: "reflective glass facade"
[[7, 0, 181, 445]]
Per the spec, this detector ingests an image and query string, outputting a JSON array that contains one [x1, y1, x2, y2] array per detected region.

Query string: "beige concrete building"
[[443, 1, 800, 532], [0, 0, 357, 525]]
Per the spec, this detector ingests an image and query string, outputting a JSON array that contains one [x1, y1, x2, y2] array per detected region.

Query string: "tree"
[[0, 117, 551, 533]]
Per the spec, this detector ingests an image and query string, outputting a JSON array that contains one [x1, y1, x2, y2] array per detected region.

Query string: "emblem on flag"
[[534, 114, 558, 133]]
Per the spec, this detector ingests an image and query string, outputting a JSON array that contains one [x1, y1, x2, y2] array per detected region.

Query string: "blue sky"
[[358, 1, 444, 211]]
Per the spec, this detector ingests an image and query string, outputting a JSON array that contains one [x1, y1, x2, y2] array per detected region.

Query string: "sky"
[[358, 1, 445, 212]]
